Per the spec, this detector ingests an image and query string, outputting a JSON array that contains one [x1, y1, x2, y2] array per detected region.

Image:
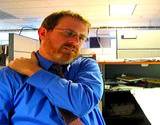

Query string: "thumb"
[[31, 51, 38, 63]]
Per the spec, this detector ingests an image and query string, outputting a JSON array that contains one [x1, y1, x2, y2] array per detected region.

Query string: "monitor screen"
[[89, 37, 111, 48]]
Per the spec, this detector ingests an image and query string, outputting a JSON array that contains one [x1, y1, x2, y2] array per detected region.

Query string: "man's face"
[[38, 16, 89, 64]]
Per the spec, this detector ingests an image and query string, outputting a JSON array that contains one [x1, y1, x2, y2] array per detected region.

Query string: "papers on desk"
[[105, 84, 145, 91], [123, 57, 160, 62], [116, 75, 144, 82], [115, 74, 160, 88]]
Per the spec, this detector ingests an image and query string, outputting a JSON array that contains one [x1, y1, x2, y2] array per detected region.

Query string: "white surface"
[[13, 33, 39, 59], [131, 88, 160, 125]]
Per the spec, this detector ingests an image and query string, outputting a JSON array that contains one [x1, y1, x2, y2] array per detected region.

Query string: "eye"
[[64, 30, 75, 37], [79, 35, 87, 41]]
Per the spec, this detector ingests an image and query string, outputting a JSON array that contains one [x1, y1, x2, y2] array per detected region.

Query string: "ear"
[[38, 27, 47, 41]]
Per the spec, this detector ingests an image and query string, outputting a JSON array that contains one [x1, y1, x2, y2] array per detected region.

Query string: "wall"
[[81, 28, 160, 61], [80, 28, 117, 61], [117, 29, 160, 59], [9, 33, 39, 61]]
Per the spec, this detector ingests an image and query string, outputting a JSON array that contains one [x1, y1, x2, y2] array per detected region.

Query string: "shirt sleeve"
[[26, 58, 103, 117], [0, 68, 14, 124]]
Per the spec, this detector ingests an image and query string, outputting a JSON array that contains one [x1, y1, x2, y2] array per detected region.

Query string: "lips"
[[62, 44, 78, 53]]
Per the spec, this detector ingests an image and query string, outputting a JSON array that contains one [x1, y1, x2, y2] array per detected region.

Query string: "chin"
[[60, 55, 78, 64], [61, 58, 75, 64], [55, 52, 79, 64]]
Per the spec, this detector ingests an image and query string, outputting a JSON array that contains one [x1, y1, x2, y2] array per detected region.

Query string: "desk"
[[104, 85, 160, 125], [100, 61, 160, 125], [131, 88, 160, 125], [104, 85, 151, 125]]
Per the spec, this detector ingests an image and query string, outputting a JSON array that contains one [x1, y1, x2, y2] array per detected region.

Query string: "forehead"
[[56, 16, 89, 33]]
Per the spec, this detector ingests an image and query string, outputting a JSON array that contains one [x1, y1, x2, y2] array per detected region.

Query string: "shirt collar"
[[35, 51, 71, 71], [35, 51, 54, 70]]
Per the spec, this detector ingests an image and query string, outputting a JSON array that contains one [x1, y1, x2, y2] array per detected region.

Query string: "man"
[[0, 10, 105, 125]]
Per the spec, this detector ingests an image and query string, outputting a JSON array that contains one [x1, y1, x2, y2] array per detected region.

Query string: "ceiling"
[[0, 0, 160, 31]]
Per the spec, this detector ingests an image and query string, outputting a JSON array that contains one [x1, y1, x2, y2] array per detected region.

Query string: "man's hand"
[[8, 52, 41, 76]]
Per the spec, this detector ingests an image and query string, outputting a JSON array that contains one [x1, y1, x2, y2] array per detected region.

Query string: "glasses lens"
[[55, 28, 87, 42], [64, 30, 75, 37]]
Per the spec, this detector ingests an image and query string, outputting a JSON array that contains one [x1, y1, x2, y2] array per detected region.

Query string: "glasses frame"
[[54, 28, 87, 43]]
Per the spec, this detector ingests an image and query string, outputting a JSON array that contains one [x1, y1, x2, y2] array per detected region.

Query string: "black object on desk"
[[103, 91, 151, 125]]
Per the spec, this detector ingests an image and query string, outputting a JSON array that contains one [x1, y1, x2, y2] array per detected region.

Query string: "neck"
[[39, 48, 53, 61]]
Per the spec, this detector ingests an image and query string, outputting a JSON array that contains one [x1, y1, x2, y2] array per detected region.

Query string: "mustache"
[[62, 43, 78, 52]]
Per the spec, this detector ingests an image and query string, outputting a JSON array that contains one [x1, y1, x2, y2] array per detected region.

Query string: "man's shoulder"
[[0, 66, 26, 85], [0, 66, 13, 75], [0, 66, 17, 75], [0, 66, 28, 94]]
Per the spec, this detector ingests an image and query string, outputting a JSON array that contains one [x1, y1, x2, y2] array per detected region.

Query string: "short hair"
[[41, 10, 91, 31]]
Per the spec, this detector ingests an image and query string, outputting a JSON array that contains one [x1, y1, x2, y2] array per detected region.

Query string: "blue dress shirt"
[[0, 52, 106, 125]]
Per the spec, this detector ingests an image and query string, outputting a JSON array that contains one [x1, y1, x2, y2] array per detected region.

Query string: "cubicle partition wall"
[[9, 33, 39, 62]]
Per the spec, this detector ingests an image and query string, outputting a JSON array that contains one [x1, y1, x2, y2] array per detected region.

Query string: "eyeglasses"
[[54, 28, 87, 43]]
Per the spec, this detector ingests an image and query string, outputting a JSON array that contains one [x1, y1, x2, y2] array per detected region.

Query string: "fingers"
[[8, 60, 13, 67], [8, 55, 41, 76], [31, 51, 38, 63]]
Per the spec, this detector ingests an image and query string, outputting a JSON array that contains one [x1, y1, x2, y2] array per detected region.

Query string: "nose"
[[68, 35, 80, 44]]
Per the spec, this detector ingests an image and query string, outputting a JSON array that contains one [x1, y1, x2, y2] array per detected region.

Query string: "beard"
[[55, 43, 80, 64]]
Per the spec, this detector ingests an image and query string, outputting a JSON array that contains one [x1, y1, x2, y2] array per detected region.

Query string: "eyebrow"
[[64, 28, 87, 37]]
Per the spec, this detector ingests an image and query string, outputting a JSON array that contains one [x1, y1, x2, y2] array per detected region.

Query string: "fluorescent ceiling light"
[[109, 4, 136, 16]]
